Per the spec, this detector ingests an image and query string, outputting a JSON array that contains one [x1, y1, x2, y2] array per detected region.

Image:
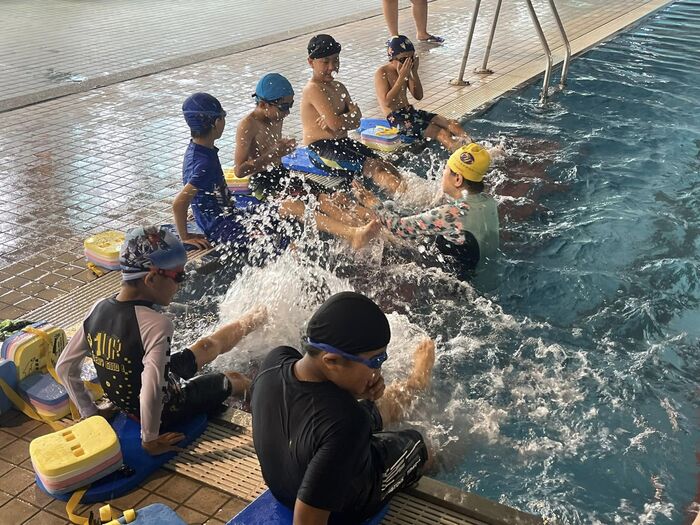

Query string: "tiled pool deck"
[[0, 0, 670, 321], [0, 0, 673, 522]]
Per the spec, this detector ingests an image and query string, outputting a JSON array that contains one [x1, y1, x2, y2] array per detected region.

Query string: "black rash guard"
[[251, 346, 381, 523]]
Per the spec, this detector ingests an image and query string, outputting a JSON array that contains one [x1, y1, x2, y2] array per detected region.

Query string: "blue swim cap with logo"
[[253, 73, 294, 102]]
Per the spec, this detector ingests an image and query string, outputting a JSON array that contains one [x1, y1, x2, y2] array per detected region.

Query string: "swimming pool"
[[176, 1, 699, 522]]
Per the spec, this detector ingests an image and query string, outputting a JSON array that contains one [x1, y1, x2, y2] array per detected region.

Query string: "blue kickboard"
[[115, 503, 186, 524], [37, 412, 208, 503], [19, 373, 68, 407], [227, 489, 389, 525], [281, 147, 331, 177], [0, 359, 18, 414], [357, 117, 415, 144]]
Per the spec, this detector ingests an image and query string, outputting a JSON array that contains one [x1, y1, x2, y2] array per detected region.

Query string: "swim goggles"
[[306, 338, 388, 369], [270, 99, 294, 112], [153, 268, 187, 283]]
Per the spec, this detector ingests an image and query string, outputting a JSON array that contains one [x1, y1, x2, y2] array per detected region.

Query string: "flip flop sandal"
[[418, 35, 445, 44]]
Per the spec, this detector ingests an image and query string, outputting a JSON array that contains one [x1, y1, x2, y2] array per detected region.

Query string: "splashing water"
[[171, 2, 700, 523]]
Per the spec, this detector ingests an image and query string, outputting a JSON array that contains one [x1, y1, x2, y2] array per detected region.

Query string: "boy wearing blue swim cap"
[[235, 73, 297, 196], [376, 36, 473, 151], [174, 91, 381, 253], [57, 226, 267, 456]]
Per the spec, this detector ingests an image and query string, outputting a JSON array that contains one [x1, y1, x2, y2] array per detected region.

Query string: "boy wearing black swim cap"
[[251, 291, 435, 524], [57, 226, 267, 456], [301, 35, 407, 197]]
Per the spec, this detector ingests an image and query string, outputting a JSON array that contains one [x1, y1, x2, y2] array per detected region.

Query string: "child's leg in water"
[[280, 198, 380, 249], [376, 339, 436, 425]]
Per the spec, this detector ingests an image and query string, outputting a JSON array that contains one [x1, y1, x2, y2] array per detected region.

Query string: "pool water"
[[175, 1, 700, 522]]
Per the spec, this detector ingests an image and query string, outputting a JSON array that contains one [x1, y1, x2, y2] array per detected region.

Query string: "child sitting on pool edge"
[[301, 34, 406, 196], [354, 143, 500, 279], [172, 92, 380, 255], [375, 36, 473, 151], [56, 225, 266, 455]]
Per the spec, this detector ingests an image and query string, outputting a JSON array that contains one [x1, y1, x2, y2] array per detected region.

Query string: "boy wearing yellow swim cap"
[[354, 143, 500, 277]]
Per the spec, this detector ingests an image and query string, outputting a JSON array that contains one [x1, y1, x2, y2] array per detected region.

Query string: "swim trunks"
[[161, 348, 232, 427], [359, 400, 428, 506], [308, 137, 378, 178], [250, 164, 303, 199], [387, 105, 437, 139]]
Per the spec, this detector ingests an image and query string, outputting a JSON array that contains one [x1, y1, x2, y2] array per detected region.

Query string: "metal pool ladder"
[[450, 0, 571, 104]]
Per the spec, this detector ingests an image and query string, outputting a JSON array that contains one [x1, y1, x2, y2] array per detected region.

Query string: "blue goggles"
[[306, 338, 388, 369]]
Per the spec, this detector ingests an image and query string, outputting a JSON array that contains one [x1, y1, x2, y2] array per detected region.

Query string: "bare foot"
[[240, 305, 268, 333], [407, 338, 435, 391], [225, 371, 252, 397], [351, 219, 381, 250]]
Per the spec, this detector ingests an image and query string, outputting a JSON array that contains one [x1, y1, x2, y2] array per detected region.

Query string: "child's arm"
[[376, 61, 412, 108], [378, 200, 470, 244], [309, 83, 360, 132], [139, 315, 186, 455], [407, 56, 424, 100], [173, 184, 210, 249], [234, 120, 296, 178], [55, 323, 98, 419]]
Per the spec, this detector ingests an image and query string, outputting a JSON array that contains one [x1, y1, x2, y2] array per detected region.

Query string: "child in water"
[[354, 143, 499, 278]]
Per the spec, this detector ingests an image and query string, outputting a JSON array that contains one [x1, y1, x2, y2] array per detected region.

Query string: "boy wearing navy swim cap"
[[174, 91, 381, 253], [376, 36, 473, 151], [252, 291, 435, 524], [301, 34, 407, 197], [57, 226, 266, 456]]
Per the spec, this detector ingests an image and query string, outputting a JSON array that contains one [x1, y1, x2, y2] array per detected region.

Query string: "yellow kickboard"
[[30, 416, 120, 478], [84, 231, 125, 260], [224, 167, 250, 185], [2, 324, 67, 381]]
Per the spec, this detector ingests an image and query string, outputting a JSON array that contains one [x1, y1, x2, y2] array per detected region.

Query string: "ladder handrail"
[[546, 0, 572, 88], [524, 0, 553, 103], [451, 0, 572, 103], [450, 0, 483, 86]]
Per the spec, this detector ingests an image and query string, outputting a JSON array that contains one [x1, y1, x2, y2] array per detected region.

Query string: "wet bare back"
[[301, 79, 355, 144]]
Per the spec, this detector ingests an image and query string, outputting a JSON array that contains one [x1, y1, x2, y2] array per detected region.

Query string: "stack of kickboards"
[[84, 230, 125, 271], [360, 126, 403, 152], [224, 167, 252, 195], [30, 416, 123, 495], [1, 321, 71, 420]]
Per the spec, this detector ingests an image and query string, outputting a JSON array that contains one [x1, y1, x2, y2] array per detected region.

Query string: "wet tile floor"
[[0, 0, 657, 322], [0, 411, 247, 524]]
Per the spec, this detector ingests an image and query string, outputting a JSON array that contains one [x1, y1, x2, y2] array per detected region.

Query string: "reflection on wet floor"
[[0, 0, 659, 318]]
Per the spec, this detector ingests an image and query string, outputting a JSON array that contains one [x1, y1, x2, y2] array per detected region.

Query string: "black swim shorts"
[[387, 105, 437, 138], [359, 400, 428, 504], [160, 349, 232, 427], [308, 137, 378, 178]]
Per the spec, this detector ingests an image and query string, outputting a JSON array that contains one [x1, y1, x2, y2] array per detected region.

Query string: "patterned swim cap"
[[120, 226, 187, 281]]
